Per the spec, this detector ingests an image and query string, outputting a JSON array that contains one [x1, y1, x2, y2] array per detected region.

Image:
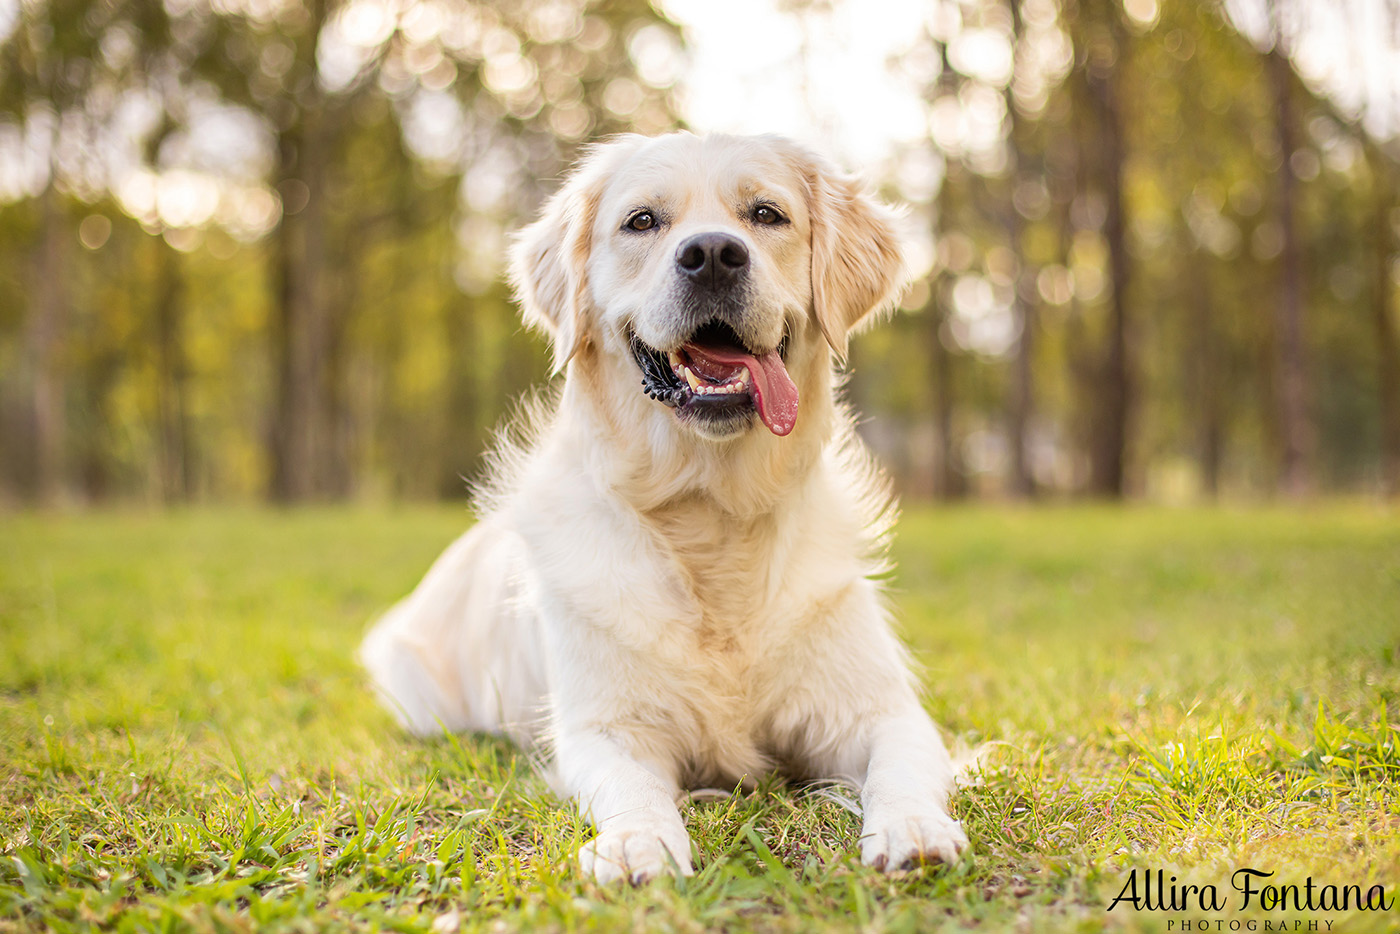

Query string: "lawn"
[[2, 505, 1398, 933]]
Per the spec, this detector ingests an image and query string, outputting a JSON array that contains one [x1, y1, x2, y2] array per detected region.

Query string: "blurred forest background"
[[1, 0, 1398, 506]]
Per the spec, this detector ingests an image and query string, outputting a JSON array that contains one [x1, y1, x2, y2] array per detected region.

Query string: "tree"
[[0, 0, 179, 503], [1074, 0, 1133, 498], [175, 0, 681, 501], [1003, 0, 1037, 498], [1371, 154, 1400, 496], [1266, 1, 1313, 497]]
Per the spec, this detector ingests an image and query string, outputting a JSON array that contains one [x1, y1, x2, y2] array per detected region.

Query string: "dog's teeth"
[[668, 351, 683, 368], [683, 367, 701, 391]]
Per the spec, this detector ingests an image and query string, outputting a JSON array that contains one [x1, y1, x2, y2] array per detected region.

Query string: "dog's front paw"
[[860, 808, 967, 872], [579, 824, 694, 884]]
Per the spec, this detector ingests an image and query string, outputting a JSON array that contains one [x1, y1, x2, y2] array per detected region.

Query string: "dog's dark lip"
[[630, 318, 786, 419], [632, 332, 687, 407]]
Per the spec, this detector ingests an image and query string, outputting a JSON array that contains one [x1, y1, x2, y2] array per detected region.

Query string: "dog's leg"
[[777, 581, 968, 872], [360, 520, 547, 743], [556, 730, 693, 884], [856, 707, 968, 871]]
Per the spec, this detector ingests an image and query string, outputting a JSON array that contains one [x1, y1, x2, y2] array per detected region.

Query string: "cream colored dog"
[[360, 132, 967, 884]]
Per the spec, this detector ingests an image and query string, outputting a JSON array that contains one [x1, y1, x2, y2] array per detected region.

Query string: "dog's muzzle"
[[631, 319, 797, 437]]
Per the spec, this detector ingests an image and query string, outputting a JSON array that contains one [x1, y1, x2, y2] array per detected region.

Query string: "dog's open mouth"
[[631, 320, 798, 436]]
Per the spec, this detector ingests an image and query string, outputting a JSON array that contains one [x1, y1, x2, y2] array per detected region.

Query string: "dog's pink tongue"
[[684, 343, 799, 436]]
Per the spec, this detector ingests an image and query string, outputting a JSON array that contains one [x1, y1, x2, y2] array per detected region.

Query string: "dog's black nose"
[[676, 232, 749, 289]]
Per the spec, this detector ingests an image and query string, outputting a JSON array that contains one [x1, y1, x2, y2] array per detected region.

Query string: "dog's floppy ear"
[[509, 138, 641, 373], [802, 154, 908, 361]]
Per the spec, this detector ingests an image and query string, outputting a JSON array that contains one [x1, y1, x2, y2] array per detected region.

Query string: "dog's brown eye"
[[627, 212, 656, 231], [753, 205, 785, 225]]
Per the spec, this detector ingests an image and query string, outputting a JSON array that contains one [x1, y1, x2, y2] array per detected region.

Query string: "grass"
[[2, 504, 1398, 933]]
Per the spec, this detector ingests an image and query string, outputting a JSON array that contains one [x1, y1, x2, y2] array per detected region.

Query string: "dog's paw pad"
[[860, 810, 967, 873]]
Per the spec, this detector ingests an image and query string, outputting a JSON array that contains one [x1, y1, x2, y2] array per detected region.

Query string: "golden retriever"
[[360, 132, 968, 883]]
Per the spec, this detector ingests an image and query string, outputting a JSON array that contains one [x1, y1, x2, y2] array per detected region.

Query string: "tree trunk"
[[268, 0, 333, 503], [269, 119, 332, 502], [154, 236, 194, 502], [1267, 15, 1313, 498], [320, 217, 363, 500], [440, 296, 484, 499], [1047, 75, 1084, 495], [1373, 160, 1400, 497], [1004, 0, 1036, 499], [1083, 1, 1132, 499], [1190, 251, 1223, 497], [930, 278, 965, 500], [26, 179, 67, 505], [1007, 237, 1036, 498], [924, 38, 966, 501], [269, 126, 318, 502]]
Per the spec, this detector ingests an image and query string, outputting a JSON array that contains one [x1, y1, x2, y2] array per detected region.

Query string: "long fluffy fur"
[[361, 132, 967, 884]]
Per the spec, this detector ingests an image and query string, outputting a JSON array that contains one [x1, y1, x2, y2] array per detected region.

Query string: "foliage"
[[0, 0, 682, 503], [2, 505, 1398, 931], [878, 0, 1400, 500], [0, 0, 1398, 504]]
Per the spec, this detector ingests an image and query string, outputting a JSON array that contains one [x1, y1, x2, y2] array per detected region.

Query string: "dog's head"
[[510, 133, 906, 443]]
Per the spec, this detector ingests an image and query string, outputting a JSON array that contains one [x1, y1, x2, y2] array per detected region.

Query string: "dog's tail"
[[950, 740, 1002, 788]]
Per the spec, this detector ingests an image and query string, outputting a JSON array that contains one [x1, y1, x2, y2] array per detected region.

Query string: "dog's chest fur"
[[645, 496, 775, 644], [511, 428, 878, 788], [630, 496, 830, 784]]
